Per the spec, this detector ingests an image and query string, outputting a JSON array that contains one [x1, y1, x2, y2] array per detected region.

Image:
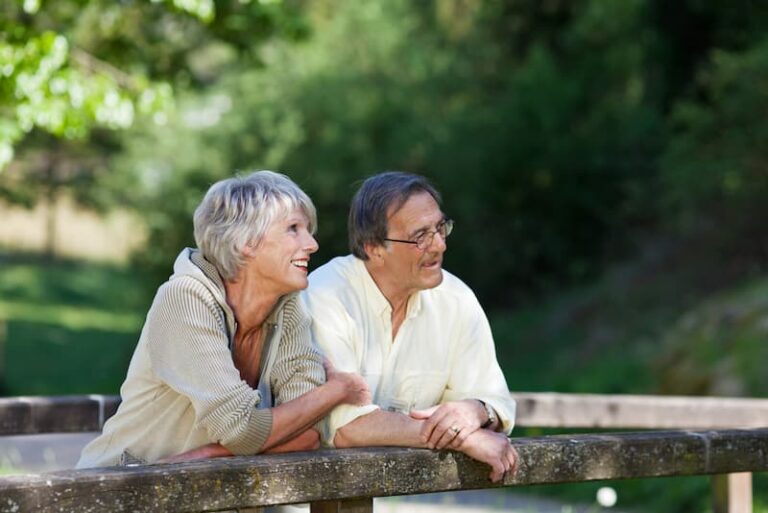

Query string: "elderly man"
[[303, 171, 517, 481]]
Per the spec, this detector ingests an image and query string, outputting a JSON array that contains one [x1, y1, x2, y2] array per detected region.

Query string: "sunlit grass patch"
[[0, 301, 142, 333], [0, 254, 147, 396]]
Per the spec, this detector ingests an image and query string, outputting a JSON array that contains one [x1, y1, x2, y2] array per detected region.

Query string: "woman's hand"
[[157, 443, 233, 464], [264, 429, 321, 453], [323, 358, 372, 407]]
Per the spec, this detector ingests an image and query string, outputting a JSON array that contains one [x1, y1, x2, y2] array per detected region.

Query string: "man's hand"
[[457, 429, 519, 483], [409, 399, 487, 450]]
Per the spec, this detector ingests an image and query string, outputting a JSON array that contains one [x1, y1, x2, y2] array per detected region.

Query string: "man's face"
[[380, 191, 447, 295]]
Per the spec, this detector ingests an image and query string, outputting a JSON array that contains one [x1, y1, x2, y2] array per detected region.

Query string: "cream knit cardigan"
[[77, 248, 324, 468]]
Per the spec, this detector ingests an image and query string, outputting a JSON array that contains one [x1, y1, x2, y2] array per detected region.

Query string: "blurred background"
[[1, 0, 767, 510]]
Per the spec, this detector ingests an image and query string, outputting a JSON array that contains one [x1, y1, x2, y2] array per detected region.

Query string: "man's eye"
[[412, 231, 427, 242]]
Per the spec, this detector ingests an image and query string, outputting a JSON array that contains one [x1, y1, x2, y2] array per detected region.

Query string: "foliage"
[[1, 0, 178, 171], [661, 36, 768, 227], [111, 0, 666, 302], [0, 0, 307, 212], [655, 276, 768, 397], [7, 0, 768, 305], [491, 230, 768, 511]]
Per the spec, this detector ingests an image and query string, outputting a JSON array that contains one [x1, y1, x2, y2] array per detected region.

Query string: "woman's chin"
[[287, 276, 309, 293]]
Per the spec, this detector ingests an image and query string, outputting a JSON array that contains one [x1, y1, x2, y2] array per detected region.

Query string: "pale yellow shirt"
[[303, 255, 516, 445]]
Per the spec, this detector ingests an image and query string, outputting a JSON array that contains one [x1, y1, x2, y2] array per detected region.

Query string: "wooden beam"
[[513, 392, 768, 429], [310, 499, 374, 513], [712, 472, 752, 513], [0, 395, 119, 435], [3, 393, 768, 435], [1, 429, 767, 513]]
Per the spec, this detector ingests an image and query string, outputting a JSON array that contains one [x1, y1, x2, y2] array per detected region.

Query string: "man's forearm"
[[334, 409, 426, 448]]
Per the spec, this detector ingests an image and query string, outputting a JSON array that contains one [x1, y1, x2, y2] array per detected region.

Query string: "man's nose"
[[429, 231, 447, 252]]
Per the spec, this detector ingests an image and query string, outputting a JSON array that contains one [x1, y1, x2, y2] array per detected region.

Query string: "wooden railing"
[[1, 393, 767, 513], [513, 392, 768, 513]]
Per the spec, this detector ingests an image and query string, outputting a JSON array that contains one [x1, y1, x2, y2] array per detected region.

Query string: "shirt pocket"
[[384, 371, 448, 412]]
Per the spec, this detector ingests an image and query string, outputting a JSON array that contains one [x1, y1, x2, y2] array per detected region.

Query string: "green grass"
[[3, 320, 138, 395], [0, 253, 147, 395]]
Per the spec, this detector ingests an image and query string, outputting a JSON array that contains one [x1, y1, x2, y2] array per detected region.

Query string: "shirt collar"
[[353, 256, 423, 319]]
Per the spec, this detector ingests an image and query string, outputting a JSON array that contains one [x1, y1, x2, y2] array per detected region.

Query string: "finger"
[[507, 445, 519, 475], [419, 408, 449, 446], [433, 424, 461, 450], [409, 405, 439, 419], [322, 357, 336, 375], [447, 425, 474, 449], [424, 413, 455, 448], [489, 462, 504, 483]]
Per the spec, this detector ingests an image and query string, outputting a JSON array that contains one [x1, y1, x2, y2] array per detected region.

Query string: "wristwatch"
[[478, 400, 496, 429]]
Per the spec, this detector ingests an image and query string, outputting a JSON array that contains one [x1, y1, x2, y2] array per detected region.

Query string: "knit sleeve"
[[145, 277, 273, 454], [270, 295, 325, 405]]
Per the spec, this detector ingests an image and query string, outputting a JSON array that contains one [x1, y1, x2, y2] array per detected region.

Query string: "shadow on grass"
[[2, 320, 138, 396]]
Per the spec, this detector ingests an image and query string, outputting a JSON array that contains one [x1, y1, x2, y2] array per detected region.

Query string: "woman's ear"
[[242, 241, 259, 258]]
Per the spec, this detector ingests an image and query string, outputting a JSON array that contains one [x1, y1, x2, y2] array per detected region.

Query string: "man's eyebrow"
[[407, 216, 446, 237]]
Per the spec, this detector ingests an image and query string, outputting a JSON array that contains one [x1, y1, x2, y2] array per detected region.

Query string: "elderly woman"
[[77, 171, 370, 467]]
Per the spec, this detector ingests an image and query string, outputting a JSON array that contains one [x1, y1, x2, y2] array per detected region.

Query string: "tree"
[[111, 0, 665, 303], [0, 0, 306, 254]]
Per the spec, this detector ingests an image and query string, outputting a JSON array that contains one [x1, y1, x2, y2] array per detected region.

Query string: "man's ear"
[[363, 242, 384, 262]]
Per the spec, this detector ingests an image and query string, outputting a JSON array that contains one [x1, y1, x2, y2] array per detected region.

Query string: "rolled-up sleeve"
[[146, 278, 272, 454], [441, 291, 516, 434]]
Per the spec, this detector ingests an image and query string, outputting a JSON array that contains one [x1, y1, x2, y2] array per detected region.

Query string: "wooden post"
[[0, 319, 5, 393], [310, 499, 374, 513], [712, 473, 752, 513]]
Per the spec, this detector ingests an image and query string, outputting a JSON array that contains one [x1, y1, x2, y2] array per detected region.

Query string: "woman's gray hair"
[[349, 171, 441, 260], [194, 170, 317, 280]]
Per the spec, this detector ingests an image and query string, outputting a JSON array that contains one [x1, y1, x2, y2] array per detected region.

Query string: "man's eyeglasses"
[[384, 219, 454, 250]]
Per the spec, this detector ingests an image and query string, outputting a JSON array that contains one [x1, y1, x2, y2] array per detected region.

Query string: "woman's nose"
[[305, 233, 319, 254]]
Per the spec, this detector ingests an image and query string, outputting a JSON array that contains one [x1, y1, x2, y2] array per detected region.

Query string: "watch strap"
[[478, 400, 496, 429]]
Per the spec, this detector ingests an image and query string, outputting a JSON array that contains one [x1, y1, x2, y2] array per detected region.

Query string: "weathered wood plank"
[[310, 498, 374, 513], [1, 429, 767, 513], [513, 392, 768, 429], [3, 393, 768, 435], [712, 472, 752, 513], [0, 395, 120, 435]]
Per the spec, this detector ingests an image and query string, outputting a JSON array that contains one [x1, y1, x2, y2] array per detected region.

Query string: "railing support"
[[712, 472, 752, 513], [311, 498, 374, 513]]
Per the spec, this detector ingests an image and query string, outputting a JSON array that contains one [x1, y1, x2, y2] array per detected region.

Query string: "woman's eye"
[[288, 223, 299, 233]]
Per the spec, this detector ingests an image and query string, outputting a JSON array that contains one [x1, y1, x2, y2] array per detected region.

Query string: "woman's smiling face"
[[246, 208, 319, 295]]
